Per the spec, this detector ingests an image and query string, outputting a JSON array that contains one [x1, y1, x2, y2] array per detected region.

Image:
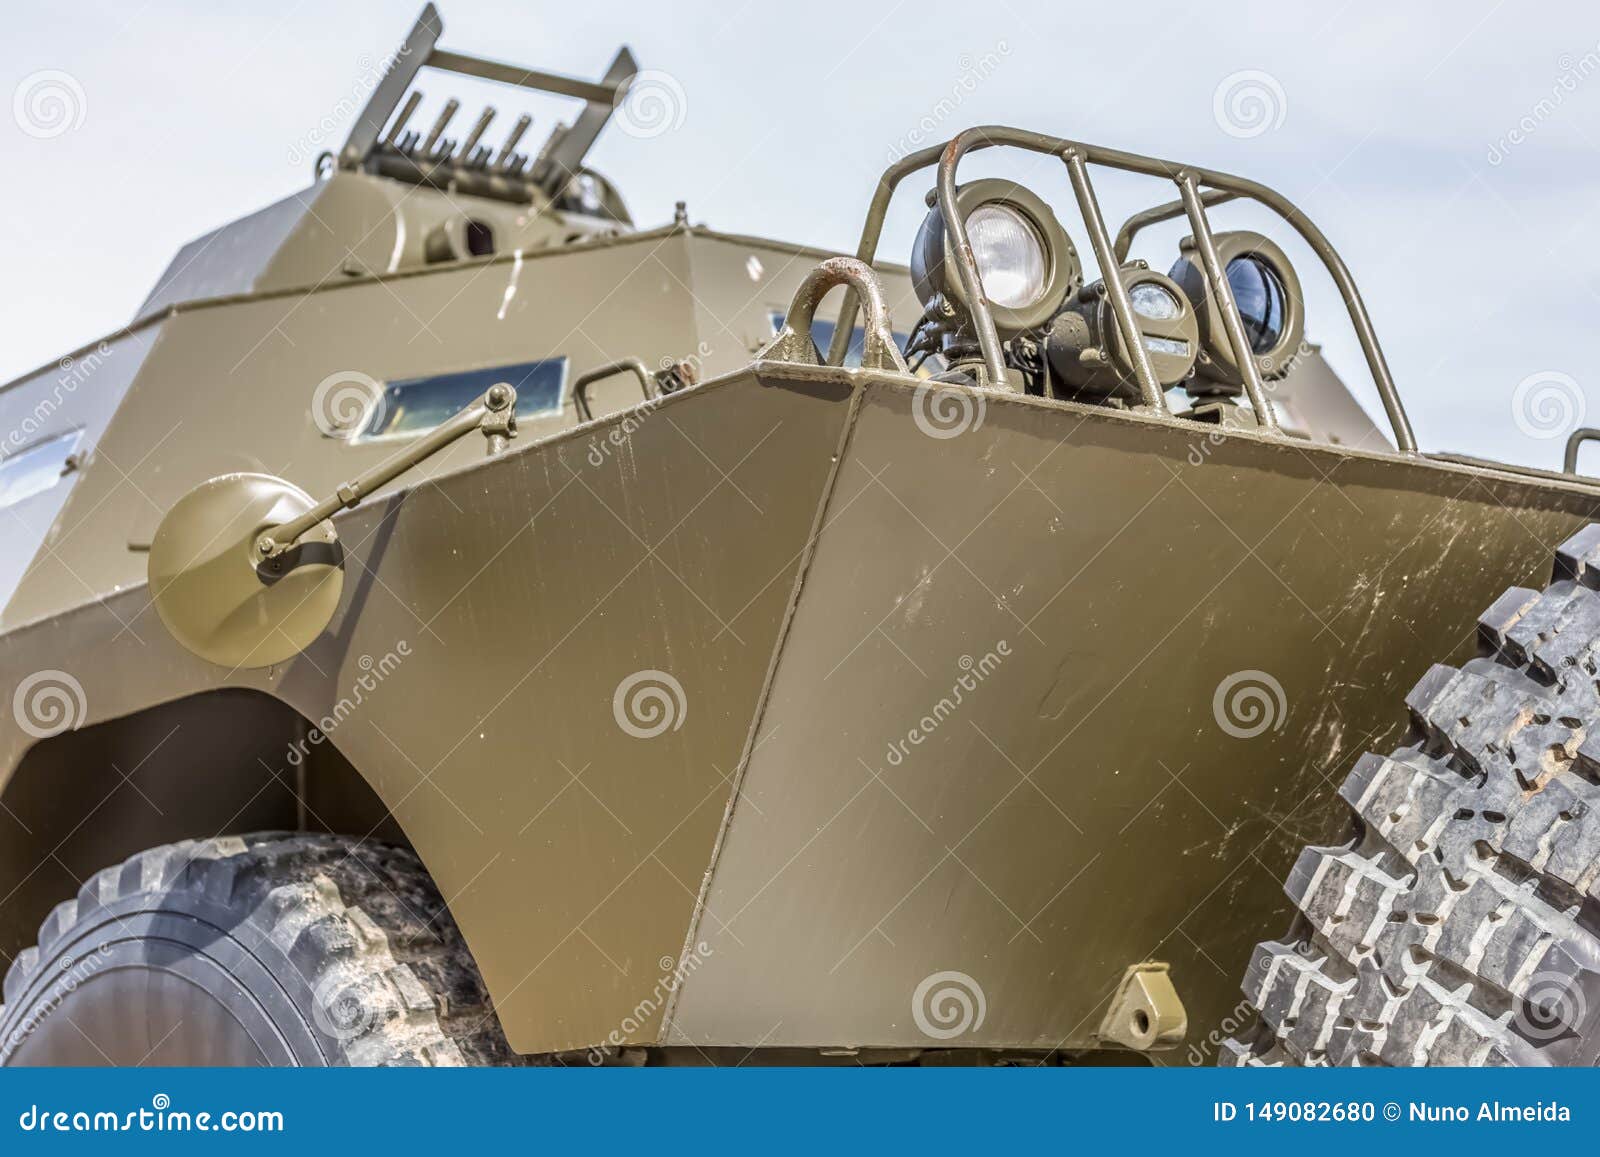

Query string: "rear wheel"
[[0, 833, 519, 1066], [1229, 524, 1600, 1066]]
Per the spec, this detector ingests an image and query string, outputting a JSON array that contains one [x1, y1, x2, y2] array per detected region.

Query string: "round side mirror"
[[148, 473, 344, 669]]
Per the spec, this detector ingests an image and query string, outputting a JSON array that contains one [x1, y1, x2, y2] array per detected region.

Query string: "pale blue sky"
[[2, 0, 1597, 466]]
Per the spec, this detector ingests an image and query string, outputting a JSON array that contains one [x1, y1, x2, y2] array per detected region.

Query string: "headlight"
[[966, 204, 1048, 309], [910, 178, 1080, 338], [1044, 266, 1198, 401], [1169, 231, 1304, 388], [1225, 254, 1288, 354]]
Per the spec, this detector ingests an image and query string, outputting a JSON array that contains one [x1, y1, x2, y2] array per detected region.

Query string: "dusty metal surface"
[[0, 227, 925, 633], [0, 370, 851, 1052], [5, 347, 1600, 1055], [5, 27, 1599, 1061], [663, 375, 1600, 1050]]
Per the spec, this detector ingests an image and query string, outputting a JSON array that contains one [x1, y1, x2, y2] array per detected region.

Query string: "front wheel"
[[1229, 525, 1600, 1066], [0, 833, 519, 1066]]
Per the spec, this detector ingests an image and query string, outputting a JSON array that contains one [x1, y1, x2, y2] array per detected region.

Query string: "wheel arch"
[[0, 687, 407, 967]]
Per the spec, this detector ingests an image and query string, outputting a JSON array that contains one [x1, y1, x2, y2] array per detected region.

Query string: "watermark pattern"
[[1185, 997, 1256, 1066], [582, 342, 708, 466], [912, 381, 986, 439], [911, 970, 987, 1040], [1511, 370, 1585, 440], [1212, 670, 1286, 739], [1212, 70, 1286, 139], [1180, 343, 1317, 467], [662, 340, 714, 387], [14, 16, 1588, 1080], [3, 945, 115, 1051], [612, 669, 687, 739], [586, 942, 714, 1063], [12, 670, 86, 739], [13, 70, 86, 139], [613, 70, 687, 139], [1487, 42, 1600, 165], [309, 973, 380, 1044], [884, 644, 1010, 767], [2, 342, 112, 460], [885, 42, 1011, 162], [311, 370, 385, 438], [285, 643, 411, 767], [17, 1094, 282, 1133], [1514, 970, 1586, 1044], [288, 51, 393, 168], [1259, 337, 1316, 382], [585, 392, 665, 465]]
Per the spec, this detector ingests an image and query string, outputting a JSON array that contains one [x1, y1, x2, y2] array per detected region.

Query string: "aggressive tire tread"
[[1228, 524, 1600, 1067], [0, 833, 519, 1066]]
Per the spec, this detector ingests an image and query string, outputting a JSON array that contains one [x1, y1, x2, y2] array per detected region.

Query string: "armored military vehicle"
[[2, 5, 1598, 1066]]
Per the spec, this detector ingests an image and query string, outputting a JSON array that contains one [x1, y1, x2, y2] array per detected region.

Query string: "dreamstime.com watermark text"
[[18, 1094, 283, 1134], [883, 643, 1011, 767], [285, 642, 411, 766], [3, 342, 112, 459], [586, 941, 714, 1063]]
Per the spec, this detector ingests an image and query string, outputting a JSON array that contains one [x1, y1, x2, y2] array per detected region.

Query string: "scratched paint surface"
[[669, 380, 1600, 1050]]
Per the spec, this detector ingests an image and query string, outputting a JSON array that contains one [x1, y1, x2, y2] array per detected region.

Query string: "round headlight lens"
[[1129, 281, 1182, 321], [1225, 254, 1287, 354], [967, 203, 1048, 310]]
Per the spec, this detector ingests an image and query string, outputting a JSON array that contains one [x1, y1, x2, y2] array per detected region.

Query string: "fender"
[[6, 366, 1600, 1055]]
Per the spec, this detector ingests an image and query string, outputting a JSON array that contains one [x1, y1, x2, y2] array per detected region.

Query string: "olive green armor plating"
[[2, 4, 1598, 1064]]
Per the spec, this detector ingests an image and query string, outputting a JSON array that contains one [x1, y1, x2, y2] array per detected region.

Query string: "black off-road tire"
[[1227, 524, 1600, 1067], [0, 833, 521, 1066]]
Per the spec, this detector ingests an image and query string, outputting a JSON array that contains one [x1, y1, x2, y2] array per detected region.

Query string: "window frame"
[[352, 357, 571, 444], [0, 428, 84, 513]]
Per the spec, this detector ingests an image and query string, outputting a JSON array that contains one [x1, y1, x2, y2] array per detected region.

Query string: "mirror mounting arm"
[[256, 382, 518, 562]]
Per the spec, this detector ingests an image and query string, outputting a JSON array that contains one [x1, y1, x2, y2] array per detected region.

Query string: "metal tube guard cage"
[[1566, 428, 1600, 475], [828, 126, 1418, 453]]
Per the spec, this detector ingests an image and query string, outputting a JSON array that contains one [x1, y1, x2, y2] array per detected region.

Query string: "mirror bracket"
[[256, 382, 517, 563]]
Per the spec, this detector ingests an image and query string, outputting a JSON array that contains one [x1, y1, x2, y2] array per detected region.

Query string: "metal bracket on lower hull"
[[1096, 963, 1188, 1052]]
